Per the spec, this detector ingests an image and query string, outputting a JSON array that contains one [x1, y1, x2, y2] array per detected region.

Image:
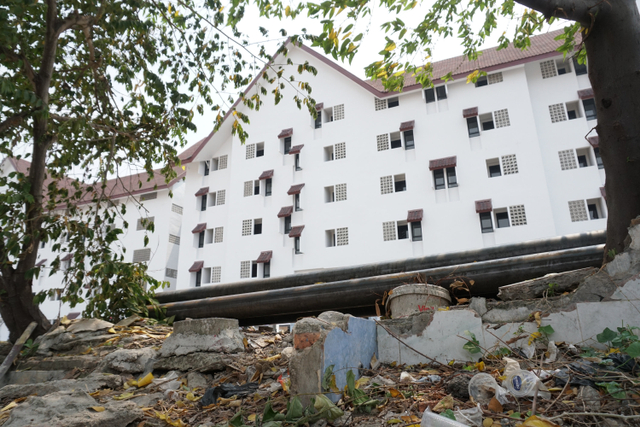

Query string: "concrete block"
[[66, 318, 114, 334], [153, 352, 227, 372], [378, 309, 483, 365], [17, 356, 101, 372], [160, 318, 244, 357], [0, 370, 66, 388], [610, 276, 640, 301], [98, 348, 158, 374], [576, 300, 640, 349], [0, 372, 123, 400], [290, 312, 377, 405]]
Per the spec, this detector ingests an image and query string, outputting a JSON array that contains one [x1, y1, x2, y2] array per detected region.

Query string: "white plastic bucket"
[[386, 284, 451, 318]]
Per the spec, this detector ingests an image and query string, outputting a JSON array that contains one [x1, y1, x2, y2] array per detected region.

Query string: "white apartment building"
[[0, 157, 186, 339], [176, 30, 606, 288]]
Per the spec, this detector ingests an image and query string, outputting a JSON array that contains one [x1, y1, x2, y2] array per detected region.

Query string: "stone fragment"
[[187, 371, 210, 389], [468, 297, 487, 316], [98, 348, 157, 374], [130, 392, 164, 408], [3, 389, 142, 427], [17, 356, 101, 372], [577, 386, 601, 411], [0, 372, 123, 400], [159, 318, 244, 357], [153, 352, 227, 373], [115, 315, 142, 327], [0, 371, 66, 388], [445, 374, 473, 400], [497, 267, 597, 301], [66, 318, 114, 333], [281, 346, 295, 359]]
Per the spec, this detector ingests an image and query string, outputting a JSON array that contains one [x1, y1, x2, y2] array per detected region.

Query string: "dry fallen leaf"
[[483, 417, 494, 427], [534, 311, 542, 328], [91, 406, 105, 412], [488, 397, 503, 413], [401, 415, 420, 423], [0, 402, 17, 412], [137, 372, 154, 388], [113, 392, 135, 400], [432, 395, 453, 412], [388, 388, 401, 398], [521, 415, 561, 427]]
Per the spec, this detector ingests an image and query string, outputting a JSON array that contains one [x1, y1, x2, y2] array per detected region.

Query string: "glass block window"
[[549, 103, 567, 123], [216, 190, 226, 205], [494, 109, 510, 128], [335, 183, 347, 202], [219, 155, 228, 169], [488, 72, 503, 85], [569, 200, 589, 222], [214, 227, 224, 243], [509, 205, 527, 226], [501, 154, 519, 175], [136, 217, 154, 231], [171, 204, 183, 215], [377, 134, 390, 151], [241, 220, 252, 236], [168, 234, 180, 245], [540, 60, 558, 79], [243, 181, 253, 197], [211, 267, 221, 283], [333, 104, 345, 121], [240, 261, 251, 278], [165, 268, 178, 279], [335, 142, 346, 159], [380, 175, 393, 195], [246, 144, 256, 159], [336, 227, 349, 246], [140, 192, 157, 201], [133, 248, 151, 263], [383, 221, 397, 241], [559, 150, 577, 170], [375, 98, 387, 111]]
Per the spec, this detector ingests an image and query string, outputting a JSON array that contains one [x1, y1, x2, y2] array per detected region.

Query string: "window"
[[254, 180, 260, 196], [211, 267, 221, 283], [265, 179, 272, 196], [252, 263, 258, 278], [49, 289, 63, 302], [323, 104, 345, 122], [246, 143, 256, 159], [394, 174, 406, 192], [594, 148, 604, 169], [540, 58, 571, 79], [315, 113, 322, 129], [495, 209, 510, 228], [487, 158, 501, 177], [165, 268, 178, 279], [425, 86, 447, 103], [212, 155, 228, 170], [208, 190, 225, 206], [205, 228, 214, 244], [588, 202, 599, 219], [284, 216, 291, 234], [295, 154, 301, 171], [198, 231, 205, 248], [294, 194, 301, 211], [325, 142, 346, 161], [325, 186, 335, 203], [256, 142, 264, 157], [203, 267, 211, 285], [284, 136, 292, 154], [376, 97, 399, 110], [573, 58, 587, 76], [195, 270, 202, 287], [380, 175, 406, 195], [244, 181, 257, 197], [397, 221, 409, 239], [201, 194, 207, 211], [263, 261, 270, 278], [203, 160, 210, 176], [488, 72, 503, 85], [475, 75, 488, 87], [253, 219, 262, 235], [576, 148, 592, 168], [136, 217, 154, 231], [326, 228, 349, 247], [40, 240, 46, 249], [140, 192, 157, 201], [214, 227, 224, 243], [240, 261, 251, 279], [390, 132, 402, 149], [583, 99, 597, 121], [433, 168, 457, 190], [480, 113, 494, 131], [294, 237, 301, 254], [566, 101, 581, 120], [404, 130, 415, 150], [467, 117, 480, 138], [171, 204, 183, 214], [410, 222, 423, 242], [168, 234, 180, 245], [559, 149, 577, 170], [479, 212, 493, 233], [387, 97, 399, 108], [326, 229, 336, 247], [133, 248, 151, 263]]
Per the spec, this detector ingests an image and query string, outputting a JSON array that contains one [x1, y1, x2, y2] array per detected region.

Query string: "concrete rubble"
[[0, 222, 639, 425]]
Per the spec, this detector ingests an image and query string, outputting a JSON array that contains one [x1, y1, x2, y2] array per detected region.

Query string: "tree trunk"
[[0, 273, 50, 343], [583, 0, 640, 261]]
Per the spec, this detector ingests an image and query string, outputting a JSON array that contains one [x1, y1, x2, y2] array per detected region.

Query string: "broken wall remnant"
[[159, 318, 244, 357], [289, 311, 377, 405]]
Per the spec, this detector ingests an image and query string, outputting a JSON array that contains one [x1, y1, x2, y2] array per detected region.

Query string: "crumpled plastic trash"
[[503, 358, 520, 377], [416, 375, 442, 383], [555, 356, 631, 387], [420, 407, 469, 427], [468, 373, 510, 405], [400, 372, 417, 383], [371, 375, 395, 386], [503, 370, 551, 399], [544, 341, 558, 363], [453, 404, 483, 427], [200, 382, 259, 406], [151, 371, 181, 391]]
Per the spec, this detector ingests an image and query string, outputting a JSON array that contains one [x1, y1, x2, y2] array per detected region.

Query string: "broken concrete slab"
[[497, 267, 597, 301], [0, 372, 123, 400], [17, 356, 101, 372], [97, 347, 157, 374], [115, 315, 142, 327], [290, 311, 377, 405], [3, 389, 142, 427], [187, 371, 211, 389], [159, 318, 244, 357], [153, 352, 227, 372], [0, 370, 66, 388], [130, 392, 164, 408], [66, 318, 114, 334]]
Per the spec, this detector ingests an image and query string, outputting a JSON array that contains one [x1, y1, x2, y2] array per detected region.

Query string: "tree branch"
[[0, 111, 32, 135], [515, 0, 595, 25], [0, 45, 37, 90]]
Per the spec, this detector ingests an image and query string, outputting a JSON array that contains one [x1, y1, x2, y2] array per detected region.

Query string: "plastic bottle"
[[420, 408, 468, 427], [467, 373, 499, 404], [503, 370, 538, 397]]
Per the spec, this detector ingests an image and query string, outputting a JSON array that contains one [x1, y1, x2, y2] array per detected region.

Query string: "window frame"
[[410, 222, 423, 242], [479, 212, 494, 233]]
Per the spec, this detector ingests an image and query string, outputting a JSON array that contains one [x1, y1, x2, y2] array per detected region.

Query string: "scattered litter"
[[468, 373, 509, 405], [421, 407, 469, 426], [452, 404, 482, 427], [200, 382, 259, 406], [544, 341, 558, 363], [400, 371, 417, 382]]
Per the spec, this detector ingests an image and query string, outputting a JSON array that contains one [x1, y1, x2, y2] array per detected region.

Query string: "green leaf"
[[313, 394, 344, 421], [625, 341, 640, 358], [441, 409, 456, 420], [285, 396, 304, 421], [538, 325, 555, 336], [322, 365, 335, 391], [596, 381, 627, 399], [597, 327, 618, 344]]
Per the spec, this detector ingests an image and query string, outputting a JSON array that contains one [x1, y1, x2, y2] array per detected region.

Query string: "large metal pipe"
[[157, 231, 606, 304], [158, 244, 604, 325]]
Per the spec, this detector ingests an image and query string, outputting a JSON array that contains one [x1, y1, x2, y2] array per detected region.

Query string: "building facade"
[[176, 30, 606, 288]]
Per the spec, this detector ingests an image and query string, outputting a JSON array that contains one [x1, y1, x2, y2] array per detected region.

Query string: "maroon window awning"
[[259, 170, 274, 180], [399, 120, 415, 132], [67, 312, 81, 320], [277, 206, 294, 218], [289, 225, 305, 238], [600, 187, 607, 200], [287, 183, 305, 195], [61, 254, 73, 262], [407, 209, 423, 223], [315, 103, 324, 111], [195, 187, 209, 197], [189, 261, 204, 272], [278, 128, 293, 139], [289, 145, 304, 155], [578, 88, 594, 100], [429, 156, 457, 171], [35, 259, 47, 267], [463, 107, 478, 118], [192, 223, 207, 234], [256, 251, 273, 263], [475, 199, 493, 213], [588, 136, 599, 148]]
